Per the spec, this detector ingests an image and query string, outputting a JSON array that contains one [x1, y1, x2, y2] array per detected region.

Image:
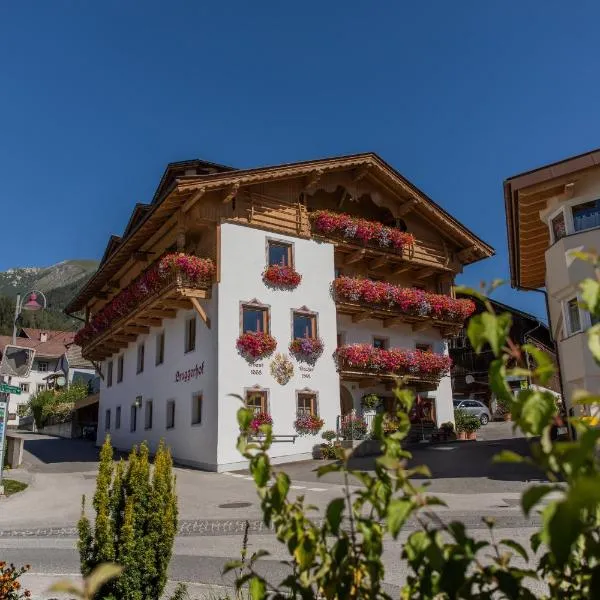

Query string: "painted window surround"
[[544, 195, 600, 244], [561, 294, 595, 338]]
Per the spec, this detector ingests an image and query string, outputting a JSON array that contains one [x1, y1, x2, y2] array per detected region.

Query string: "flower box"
[[246, 412, 273, 435], [75, 253, 215, 347], [289, 337, 324, 362], [262, 265, 302, 288], [309, 210, 415, 252], [236, 332, 277, 360], [333, 277, 475, 324], [335, 344, 452, 379], [294, 414, 325, 436]]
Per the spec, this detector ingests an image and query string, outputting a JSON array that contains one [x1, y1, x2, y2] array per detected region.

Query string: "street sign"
[[0, 383, 21, 395]]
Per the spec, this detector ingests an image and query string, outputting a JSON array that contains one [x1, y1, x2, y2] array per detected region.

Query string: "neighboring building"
[[505, 147, 600, 417], [0, 328, 95, 426], [67, 153, 493, 471], [450, 296, 561, 411]]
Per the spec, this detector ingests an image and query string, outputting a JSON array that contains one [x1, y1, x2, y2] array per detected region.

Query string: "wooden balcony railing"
[[336, 344, 452, 390], [333, 277, 474, 335], [76, 254, 215, 361], [309, 210, 455, 273]]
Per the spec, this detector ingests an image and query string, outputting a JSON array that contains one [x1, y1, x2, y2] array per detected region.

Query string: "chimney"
[[40, 332, 48, 342]]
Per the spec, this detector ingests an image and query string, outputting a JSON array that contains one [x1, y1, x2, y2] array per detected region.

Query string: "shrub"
[[454, 409, 481, 433], [0, 562, 30, 599], [321, 429, 337, 443], [28, 384, 88, 428], [360, 393, 380, 410], [77, 437, 177, 600]]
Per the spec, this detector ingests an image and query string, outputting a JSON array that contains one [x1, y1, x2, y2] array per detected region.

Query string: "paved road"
[[0, 425, 550, 597]]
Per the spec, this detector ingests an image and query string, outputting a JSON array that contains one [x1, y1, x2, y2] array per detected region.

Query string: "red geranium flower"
[[263, 264, 302, 288], [236, 332, 277, 360]]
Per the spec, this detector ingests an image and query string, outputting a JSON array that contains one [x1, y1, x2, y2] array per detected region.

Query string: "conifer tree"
[[78, 437, 178, 600]]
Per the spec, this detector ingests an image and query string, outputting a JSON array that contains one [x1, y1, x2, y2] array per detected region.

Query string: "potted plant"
[[454, 409, 481, 440], [289, 337, 324, 362], [318, 429, 338, 460], [439, 421, 456, 441], [294, 414, 325, 436], [236, 332, 277, 360], [262, 264, 302, 288], [339, 414, 368, 440], [360, 393, 380, 419], [495, 397, 511, 421]]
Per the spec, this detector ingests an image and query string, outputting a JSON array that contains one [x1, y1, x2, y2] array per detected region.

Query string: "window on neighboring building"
[[293, 311, 316, 339], [105, 409, 111, 431], [156, 331, 165, 365], [107, 361, 113, 387], [185, 317, 196, 353], [145, 400, 153, 430], [373, 337, 388, 350], [245, 390, 267, 414], [117, 355, 124, 383], [573, 199, 600, 233], [36, 383, 47, 393], [19, 383, 29, 393], [267, 240, 292, 266], [550, 211, 567, 242], [416, 343, 433, 352], [297, 392, 317, 416], [115, 406, 121, 429], [137, 343, 145, 374], [130, 405, 137, 432], [191, 393, 203, 425], [37, 361, 49, 373], [566, 298, 582, 335], [242, 305, 269, 333], [166, 400, 175, 429]]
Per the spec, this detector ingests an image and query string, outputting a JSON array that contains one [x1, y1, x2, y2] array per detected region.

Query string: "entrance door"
[[340, 386, 353, 415]]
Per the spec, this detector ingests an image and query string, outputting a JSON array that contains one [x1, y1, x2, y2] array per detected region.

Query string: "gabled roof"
[[99, 235, 122, 267], [123, 203, 152, 238], [67, 152, 494, 312], [19, 328, 75, 344], [0, 335, 67, 359]]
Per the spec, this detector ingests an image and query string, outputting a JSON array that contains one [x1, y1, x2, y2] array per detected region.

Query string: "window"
[[105, 409, 111, 431], [268, 240, 292, 266], [137, 343, 145, 374], [107, 361, 113, 387], [115, 406, 121, 430], [185, 318, 196, 353], [130, 405, 137, 432], [19, 383, 29, 393], [297, 392, 317, 416], [246, 390, 267, 414], [166, 400, 175, 429], [37, 383, 47, 393], [293, 311, 316, 339], [117, 355, 124, 383], [566, 298, 582, 335], [37, 361, 49, 373], [550, 211, 567, 242], [373, 337, 388, 350], [416, 343, 433, 352], [145, 400, 153, 430], [242, 305, 269, 333], [191, 393, 203, 425], [156, 331, 165, 365], [573, 199, 600, 233]]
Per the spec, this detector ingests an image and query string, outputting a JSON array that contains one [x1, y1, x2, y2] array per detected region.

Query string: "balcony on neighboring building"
[[75, 254, 215, 361], [309, 210, 458, 276], [333, 277, 475, 336], [335, 344, 452, 391]]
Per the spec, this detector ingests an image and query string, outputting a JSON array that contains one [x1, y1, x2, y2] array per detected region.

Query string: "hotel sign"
[[175, 362, 205, 383]]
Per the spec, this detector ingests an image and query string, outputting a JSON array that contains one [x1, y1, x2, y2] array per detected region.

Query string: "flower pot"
[[503, 413, 512, 422], [457, 431, 467, 440], [467, 431, 477, 440]]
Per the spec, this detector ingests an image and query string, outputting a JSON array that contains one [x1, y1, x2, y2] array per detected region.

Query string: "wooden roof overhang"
[[338, 369, 441, 392], [504, 147, 600, 290], [68, 152, 494, 313]]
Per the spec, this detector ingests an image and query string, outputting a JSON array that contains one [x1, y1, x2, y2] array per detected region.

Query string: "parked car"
[[453, 399, 491, 425]]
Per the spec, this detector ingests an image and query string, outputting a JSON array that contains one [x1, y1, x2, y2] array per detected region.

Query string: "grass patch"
[[3, 479, 28, 496]]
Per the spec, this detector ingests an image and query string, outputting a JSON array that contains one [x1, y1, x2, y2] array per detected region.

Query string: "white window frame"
[[19, 383, 29, 392], [37, 361, 49, 373], [547, 197, 600, 244], [562, 296, 584, 337]]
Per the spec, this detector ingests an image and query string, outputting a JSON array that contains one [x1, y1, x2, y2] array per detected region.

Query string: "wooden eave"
[[504, 147, 600, 290], [68, 152, 493, 312], [338, 369, 441, 392]]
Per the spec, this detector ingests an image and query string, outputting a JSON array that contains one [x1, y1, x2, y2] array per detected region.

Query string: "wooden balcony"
[[79, 257, 214, 361], [337, 363, 443, 392]]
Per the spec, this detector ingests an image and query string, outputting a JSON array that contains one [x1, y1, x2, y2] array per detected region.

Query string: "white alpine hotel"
[[68, 154, 493, 471]]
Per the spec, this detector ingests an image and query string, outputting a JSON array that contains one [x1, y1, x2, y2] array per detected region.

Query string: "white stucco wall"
[[97, 291, 218, 469], [217, 223, 340, 469]]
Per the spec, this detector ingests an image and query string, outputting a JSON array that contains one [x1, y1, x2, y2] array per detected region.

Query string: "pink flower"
[[262, 265, 302, 288], [289, 337, 324, 362], [236, 332, 277, 360], [246, 412, 273, 434]]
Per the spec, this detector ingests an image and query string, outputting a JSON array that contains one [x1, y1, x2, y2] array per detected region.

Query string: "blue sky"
[[1, 1, 599, 321]]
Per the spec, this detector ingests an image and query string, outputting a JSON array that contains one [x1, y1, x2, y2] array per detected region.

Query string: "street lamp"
[[12, 290, 47, 344]]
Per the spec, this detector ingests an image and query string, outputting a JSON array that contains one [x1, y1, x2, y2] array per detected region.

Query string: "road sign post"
[[0, 395, 8, 495]]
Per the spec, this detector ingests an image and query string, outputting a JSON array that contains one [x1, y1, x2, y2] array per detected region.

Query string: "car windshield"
[[452, 400, 461, 407]]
